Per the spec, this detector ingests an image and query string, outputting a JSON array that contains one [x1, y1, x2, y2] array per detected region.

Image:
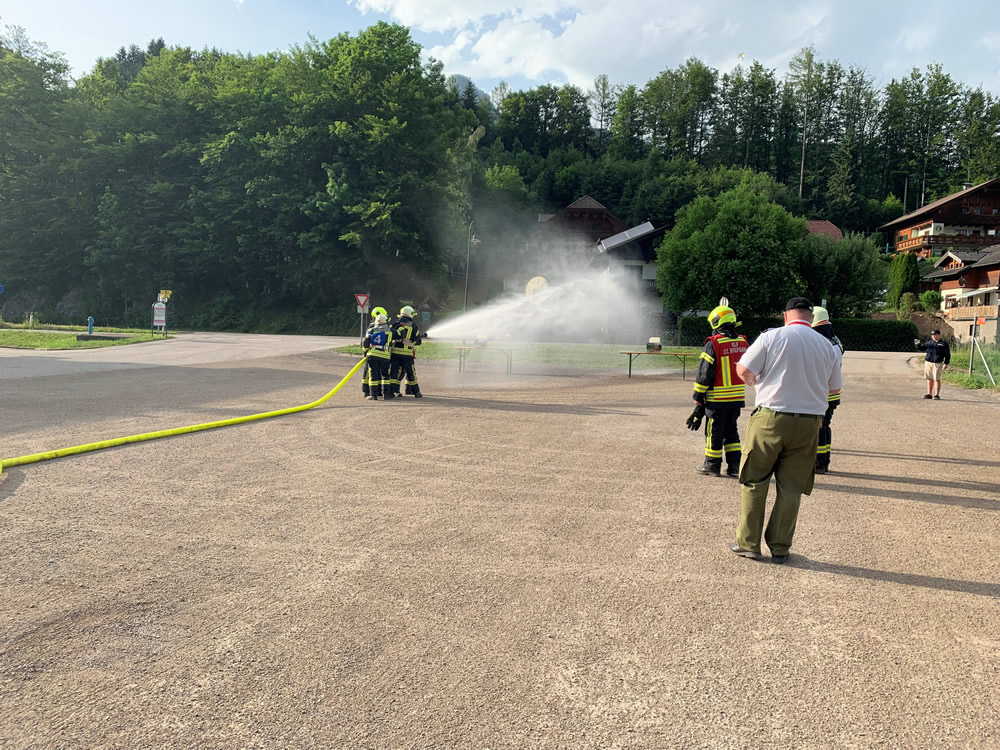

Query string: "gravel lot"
[[1, 339, 998, 749]]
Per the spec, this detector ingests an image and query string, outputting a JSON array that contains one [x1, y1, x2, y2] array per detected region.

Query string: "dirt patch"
[[1, 352, 998, 748]]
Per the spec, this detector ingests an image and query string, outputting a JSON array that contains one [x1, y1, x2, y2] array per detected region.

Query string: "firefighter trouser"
[[366, 356, 391, 397], [736, 408, 822, 556], [816, 403, 837, 470], [704, 406, 741, 472], [390, 354, 420, 396], [361, 359, 370, 396]]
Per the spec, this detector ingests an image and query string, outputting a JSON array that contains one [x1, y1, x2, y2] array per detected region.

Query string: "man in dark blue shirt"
[[915, 329, 951, 400]]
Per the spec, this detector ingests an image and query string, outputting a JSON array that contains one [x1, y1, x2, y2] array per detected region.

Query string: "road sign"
[[977, 317, 987, 325], [355, 293, 370, 308], [152, 301, 166, 328], [357, 304, 370, 314]]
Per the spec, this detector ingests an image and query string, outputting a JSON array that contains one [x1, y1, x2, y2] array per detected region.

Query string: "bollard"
[[87, 316, 94, 334]]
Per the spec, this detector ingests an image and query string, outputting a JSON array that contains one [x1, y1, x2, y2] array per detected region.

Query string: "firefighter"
[[361, 306, 388, 397], [811, 306, 844, 474], [689, 304, 749, 477], [362, 312, 393, 400], [389, 305, 423, 398]]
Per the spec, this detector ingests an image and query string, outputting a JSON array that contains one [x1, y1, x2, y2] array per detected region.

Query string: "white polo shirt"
[[739, 320, 842, 415]]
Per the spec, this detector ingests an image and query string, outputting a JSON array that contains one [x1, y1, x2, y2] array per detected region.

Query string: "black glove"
[[686, 404, 705, 431]]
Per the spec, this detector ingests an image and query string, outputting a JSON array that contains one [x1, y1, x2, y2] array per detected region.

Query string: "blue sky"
[[3, 0, 999, 93]]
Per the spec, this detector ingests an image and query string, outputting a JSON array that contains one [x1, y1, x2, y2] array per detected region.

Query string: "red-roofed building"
[[806, 220, 843, 241]]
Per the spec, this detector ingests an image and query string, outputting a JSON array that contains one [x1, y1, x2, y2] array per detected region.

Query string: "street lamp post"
[[464, 221, 481, 314]]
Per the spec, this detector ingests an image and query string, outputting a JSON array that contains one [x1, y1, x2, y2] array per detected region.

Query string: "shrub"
[[920, 290, 942, 313], [898, 292, 918, 320], [677, 315, 920, 351]]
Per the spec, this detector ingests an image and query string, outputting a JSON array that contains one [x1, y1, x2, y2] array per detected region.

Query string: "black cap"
[[930, 329, 941, 335], [785, 297, 813, 312]]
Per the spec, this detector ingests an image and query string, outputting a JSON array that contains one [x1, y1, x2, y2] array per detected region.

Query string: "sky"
[[3, 0, 999, 93]]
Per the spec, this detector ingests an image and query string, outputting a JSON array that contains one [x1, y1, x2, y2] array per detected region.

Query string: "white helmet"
[[811, 306, 831, 327], [399, 305, 415, 317], [374, 313, 388, 324]]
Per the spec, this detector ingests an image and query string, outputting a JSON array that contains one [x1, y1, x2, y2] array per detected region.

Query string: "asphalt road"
[[1, 336, 998, 749]]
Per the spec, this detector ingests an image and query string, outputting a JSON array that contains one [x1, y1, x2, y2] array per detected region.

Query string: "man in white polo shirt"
[[729, 297, 842, 563]]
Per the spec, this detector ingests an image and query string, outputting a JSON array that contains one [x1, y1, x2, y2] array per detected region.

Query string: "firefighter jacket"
[[692, 330, 749, 408], [391, 316, 421, 357], [363, 323, 393, 360]]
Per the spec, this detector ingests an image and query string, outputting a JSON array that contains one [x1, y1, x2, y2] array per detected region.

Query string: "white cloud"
[[350, 0, 1000, 92]]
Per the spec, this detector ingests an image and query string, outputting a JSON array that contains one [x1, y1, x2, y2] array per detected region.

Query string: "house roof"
[[806, 219, 843, 240], [971, 244, 1000, 267], [880, 178, 1000, 230], [923, 244, 1000, 282], [922, 266, 967, 281], [566, 195, 608, 211], [596, 221, 657, 253], [934, 249, 989, 267]]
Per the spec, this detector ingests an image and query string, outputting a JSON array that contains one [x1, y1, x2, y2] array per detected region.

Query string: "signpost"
[[152, 302, 167, 335], [968, 317, 996, 384], [355, 292, 370, 337]]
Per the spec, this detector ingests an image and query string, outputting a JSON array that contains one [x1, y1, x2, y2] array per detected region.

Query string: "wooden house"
[[880, 179, 1000, 258]]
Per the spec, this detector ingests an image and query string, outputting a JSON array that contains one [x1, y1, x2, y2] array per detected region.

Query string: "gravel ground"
[[1, 344, 998, 749]]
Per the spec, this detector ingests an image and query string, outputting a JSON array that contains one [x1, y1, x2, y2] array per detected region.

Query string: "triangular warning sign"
[[354, 293, 370, 307]]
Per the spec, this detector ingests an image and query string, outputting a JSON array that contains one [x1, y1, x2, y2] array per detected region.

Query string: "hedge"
[[675, 316, 919, 352]]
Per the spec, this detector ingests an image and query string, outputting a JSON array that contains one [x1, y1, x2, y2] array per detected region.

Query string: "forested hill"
[[1, 23, 998, 331]]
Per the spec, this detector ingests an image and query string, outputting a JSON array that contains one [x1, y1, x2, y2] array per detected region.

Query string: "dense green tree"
[[607, 84, 645, 160], [656, 182, 806, 316], [797, 233, 886, 316], [887, 251, 920, 309]]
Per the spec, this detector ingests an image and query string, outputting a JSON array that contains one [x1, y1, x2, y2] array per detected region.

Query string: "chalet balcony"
[[944, 304, 999, 321], [896, 234, 998, 251]]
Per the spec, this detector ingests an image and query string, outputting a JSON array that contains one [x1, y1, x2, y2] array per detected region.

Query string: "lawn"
[[335, 341, 703, 370], [0, 322, 153, 334], [943, 343, 1000, 391], [0, 330, 167, 350]]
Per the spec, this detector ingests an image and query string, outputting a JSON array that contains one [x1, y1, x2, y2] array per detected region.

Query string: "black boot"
[[412, 387, 422, 398], [695, 462, 722, 477]]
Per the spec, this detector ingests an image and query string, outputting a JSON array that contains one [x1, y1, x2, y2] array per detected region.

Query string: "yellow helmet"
[[399, 305, 415, 317], [708, 305, 737, 330], [371, 306, 387, 319]]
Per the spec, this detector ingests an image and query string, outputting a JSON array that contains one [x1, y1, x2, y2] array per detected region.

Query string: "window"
[[974, 207, 982, 215], [961, 207, 970, 214], [993, 208, 999, 215]]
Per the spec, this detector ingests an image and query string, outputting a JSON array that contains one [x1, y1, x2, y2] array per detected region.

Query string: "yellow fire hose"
[[0, 356, 367, 476]]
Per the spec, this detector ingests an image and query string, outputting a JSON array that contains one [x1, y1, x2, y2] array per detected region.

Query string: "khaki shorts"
[[924, 361, 945, 381]]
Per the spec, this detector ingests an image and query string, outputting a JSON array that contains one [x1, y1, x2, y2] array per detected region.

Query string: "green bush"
[[920, 290, 942, 313], [898, 292, 918, 320], [677, 315, 920, 351], [829, 318, 919, 351], [676, 315, 781, 346]]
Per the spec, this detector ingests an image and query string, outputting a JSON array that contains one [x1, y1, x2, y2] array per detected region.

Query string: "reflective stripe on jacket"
[[693, 333, 749, 406]]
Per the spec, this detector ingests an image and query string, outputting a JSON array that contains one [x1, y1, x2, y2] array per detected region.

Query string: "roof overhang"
[[952, 286, 998, 300], [880, 178, 1000, 231]]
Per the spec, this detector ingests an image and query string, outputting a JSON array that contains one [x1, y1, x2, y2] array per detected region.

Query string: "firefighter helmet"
[[371, 306, 388, 319], [811, 306, 831, 327], [374, 313, 388, 325], [399, 305, 415, 317], [708, 305, 737, 330]]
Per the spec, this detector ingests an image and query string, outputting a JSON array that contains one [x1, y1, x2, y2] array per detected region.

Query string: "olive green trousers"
[[736, 407, 822, 556]]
